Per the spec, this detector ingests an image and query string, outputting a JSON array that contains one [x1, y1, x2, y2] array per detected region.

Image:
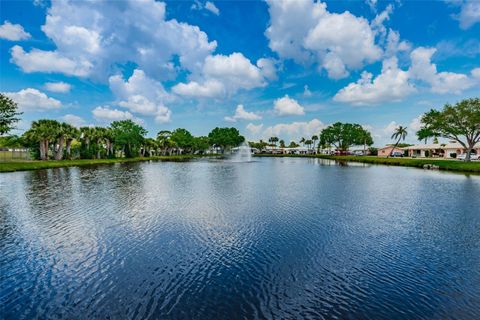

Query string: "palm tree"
[[417, 127, 435, 144], [63, 124, 79, 160], [390, 125, 408, 157], [92, 127, 108, 159], [305, 139, 312, 150], [299, 137, 305, 147], [311, 135, 318, 152], [54, 122, 75, 160], [269, 136, 279, 147], [23, 119, 60, 160], [142, 138, 157, 157], [157, 130, 172, 155], [79, 126, 95, 158]]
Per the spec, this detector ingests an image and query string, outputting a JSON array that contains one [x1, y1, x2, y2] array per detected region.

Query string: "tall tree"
[[0, 93, 22, 136], [63, 124, 79, 159], [319, 122, 373, 153], [311, 135, 318, 151], [420, 98, 480, 162], [110, 120, 147, 158], [208, 127, 244, 153], [170, 128, 194, 153], [416, 127, 435, 144], [299, 137, 305, 147], [390, 126, 408, 156], [23, 120, 60, 160], [156, 130, 173, 155], [269, 136, 279, 147]]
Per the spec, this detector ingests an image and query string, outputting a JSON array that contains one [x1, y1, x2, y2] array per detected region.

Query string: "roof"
[[403, 142, 480, 150], [378, 146, 403, 150]]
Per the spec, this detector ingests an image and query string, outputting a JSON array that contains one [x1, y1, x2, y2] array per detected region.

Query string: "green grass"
[[0, 155, 202, 173], [254, 154, 480, 174]]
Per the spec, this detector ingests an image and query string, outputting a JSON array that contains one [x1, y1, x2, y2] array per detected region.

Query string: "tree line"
[[1, 93, 479, 161], [20, 120, 244, 160]]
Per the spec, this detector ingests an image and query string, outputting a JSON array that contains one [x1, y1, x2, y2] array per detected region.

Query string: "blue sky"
[[1, 0, 479, 145]]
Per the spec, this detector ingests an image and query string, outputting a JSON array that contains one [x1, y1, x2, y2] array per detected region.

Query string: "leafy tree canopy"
[[0, 93, 22, 135], [208, 127, 244, 150], [420, 98, 480, 161], [170, 128, 194, 149], [319, 122, 373, 151]]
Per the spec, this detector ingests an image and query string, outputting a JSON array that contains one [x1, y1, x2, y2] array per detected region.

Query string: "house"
[[377, 146, 404, 157], [404, 142, 480, 159]]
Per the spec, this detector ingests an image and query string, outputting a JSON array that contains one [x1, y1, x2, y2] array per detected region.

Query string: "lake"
[[1, 157, 480, 319]]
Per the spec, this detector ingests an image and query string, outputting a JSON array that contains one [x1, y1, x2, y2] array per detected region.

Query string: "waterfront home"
[[404, 142, 480, 159], [377, 146, 404, 157]]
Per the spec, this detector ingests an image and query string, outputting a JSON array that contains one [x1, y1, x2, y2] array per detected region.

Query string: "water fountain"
[[231, 142, 252, 162]]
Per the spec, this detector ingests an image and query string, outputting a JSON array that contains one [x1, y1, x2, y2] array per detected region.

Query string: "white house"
[[404, 142, 480, 159]]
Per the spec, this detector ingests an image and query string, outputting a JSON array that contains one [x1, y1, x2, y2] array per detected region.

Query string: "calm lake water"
[[1, 157, 480, 319]]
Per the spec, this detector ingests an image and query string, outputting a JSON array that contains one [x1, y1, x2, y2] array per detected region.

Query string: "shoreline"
[[0, 155, 203, 173], [2, 153, 480, 174], [254, 154, 480, 174]]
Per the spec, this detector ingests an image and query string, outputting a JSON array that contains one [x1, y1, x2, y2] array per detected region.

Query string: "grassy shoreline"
[[254, 154, 480, 174], [0, 155, 202, 173], [2, 153, 480, 174]]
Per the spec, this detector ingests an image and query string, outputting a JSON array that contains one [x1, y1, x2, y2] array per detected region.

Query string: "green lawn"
[[255, 154, 480, 173], [0, 155, 200, 173]]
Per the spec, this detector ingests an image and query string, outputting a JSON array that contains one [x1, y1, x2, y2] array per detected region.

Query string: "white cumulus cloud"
[[10, 0, 216, 80], [449, 0, 480, 29], [109, 69, 172, 123], [0, 21, 31, 41], [225, 104, 262, 122], [60, 114, 85, 127], [334, 57, 416, 105], [273, 95, 305, 116], [409, 47, 475, 94], [44, 81, 72, 93], [247, 119, 325, 141], [4, 88, 61, 111], [92, 106, 143, 124], [265, 0, 382, 79], [11, 45, 92, 77], [173, 52, 267, 99]]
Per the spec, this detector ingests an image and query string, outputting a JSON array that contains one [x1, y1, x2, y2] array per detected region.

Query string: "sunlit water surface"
[[1, 158, 480, 319]]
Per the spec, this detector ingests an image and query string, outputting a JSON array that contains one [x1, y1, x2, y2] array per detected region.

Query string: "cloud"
[[3, 88, 61, 111], [409, 115, 423, 133], [256, 58, 278, 81], [449, 0, 480, 29], [265, 0, 382, 79], [303, 85, 312, 97], [173, 52, 267, 99], [172, 80, 225, 99], [92, 106, 143, 124], [44, 81, 72, 93], [246, 123, 264, 136], [60, 114, 85, 127], [224, 104, 262, 122], [10, 45, 92, 77], [0, 21, 31, 41], [247, 118, 325, 141], [334, 57, 416, 105], [274, 95, 305, 116], [205, 2, 220, 15], [109, 69, 172, 123], [409, 47, 475, 94], [385, 29, 411, 57], [11, 0, 216, 80]]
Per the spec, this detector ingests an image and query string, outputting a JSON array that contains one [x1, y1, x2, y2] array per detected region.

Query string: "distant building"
[[403, 142, 480, 159], [377, 146, 404, 157]]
